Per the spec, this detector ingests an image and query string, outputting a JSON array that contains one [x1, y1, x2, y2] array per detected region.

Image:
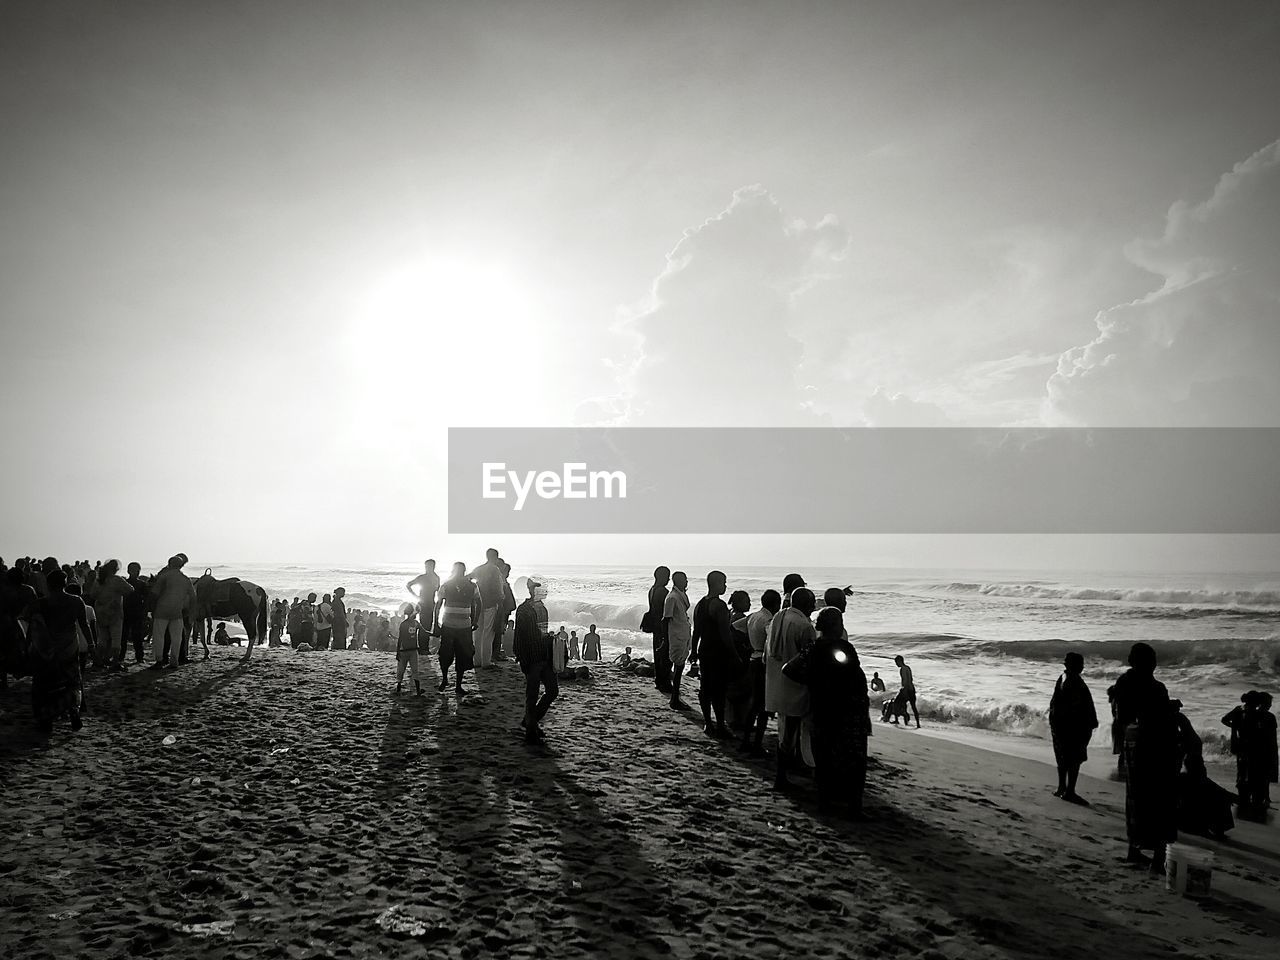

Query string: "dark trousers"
[[332, 624, 347, 651], [523, 661, 559, 729], [652, 624, 672, 692], [315, 628, 332, 651], [813, 731, 867, 811], [123, 618, 146, 662], [698, 660, 727, 726]]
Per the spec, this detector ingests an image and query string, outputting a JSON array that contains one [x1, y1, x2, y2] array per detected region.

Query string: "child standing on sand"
[[395, 609, 425, 696]]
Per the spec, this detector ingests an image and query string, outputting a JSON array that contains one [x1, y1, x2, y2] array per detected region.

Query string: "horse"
[[193, 570, 269, 660]]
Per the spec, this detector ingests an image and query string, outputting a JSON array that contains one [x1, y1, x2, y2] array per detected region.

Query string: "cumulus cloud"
[[600, 185, 848, 427], [1046, 140, 1280, 425], [860, 387, 954, 427]]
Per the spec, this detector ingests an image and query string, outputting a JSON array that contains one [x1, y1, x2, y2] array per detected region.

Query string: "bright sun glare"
[[351, 255, 545, 428]]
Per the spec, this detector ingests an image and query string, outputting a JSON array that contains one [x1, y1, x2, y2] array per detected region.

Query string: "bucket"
[[1165, 842, 1214, 897]]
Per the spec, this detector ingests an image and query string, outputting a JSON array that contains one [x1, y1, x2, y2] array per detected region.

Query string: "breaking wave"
[[967, 637, 1280, 674]]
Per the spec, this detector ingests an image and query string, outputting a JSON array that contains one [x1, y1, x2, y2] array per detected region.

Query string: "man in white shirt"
[[662, 571, 693, 711]]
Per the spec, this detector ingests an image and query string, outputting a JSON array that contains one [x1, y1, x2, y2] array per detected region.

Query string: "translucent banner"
[[447, 428, 1280, 534]]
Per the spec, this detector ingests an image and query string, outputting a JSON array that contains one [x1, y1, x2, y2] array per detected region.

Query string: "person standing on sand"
[[690, 571, 735, 739], [331, 587, 349, 651], [1, 567, 38, 688], [298, 593, 317, 648], [803, 607, 871, 819], [1048, 652, 1098, 804], [568, 630, 580, 662], [1223, 691, 1279, 821], [552, 626, 569, 675], [515, 576, 558, 744], [352, 609, 366, 650], [122, 563, 150, 664], [315, 593, 334, 650], [269, 599, 286, 646], [435, 562, 477, 694], [23, 568, 91, 733], [467, 548, 504, 669], [1112, 641, 1178, 870], [395, 607, 425, 696], [150, 554, 194, 669], [645, 566, 673, 695], [492, 559, 515, 661], [736, 589, 780, 756], [406, 560, 440, 633], [766, 587, 817, 791], [92, 559, 133, 670], [663, 572, 693, 711], [892, 655, 920, 728]]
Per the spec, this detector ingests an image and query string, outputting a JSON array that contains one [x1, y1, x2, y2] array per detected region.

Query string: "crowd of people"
[[1043, 641, 1277, 873], [638, 566, 901, 818], [2, 552, 1276, 846]]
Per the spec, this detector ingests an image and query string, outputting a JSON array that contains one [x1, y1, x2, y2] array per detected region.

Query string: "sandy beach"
[[1, 648, 1278, 960]]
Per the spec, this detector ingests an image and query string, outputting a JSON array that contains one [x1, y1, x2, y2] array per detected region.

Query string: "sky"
[[1, 0, 1278, 571]]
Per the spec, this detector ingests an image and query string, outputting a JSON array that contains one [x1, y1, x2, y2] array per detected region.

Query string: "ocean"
[[207, 561, 1280, 756]]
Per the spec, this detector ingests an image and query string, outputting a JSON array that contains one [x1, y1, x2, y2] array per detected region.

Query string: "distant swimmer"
[[582, 624, 601, 661], [870, 672, 886, 693], [612, 646, 633, 665], [569, 630, 580, 662]]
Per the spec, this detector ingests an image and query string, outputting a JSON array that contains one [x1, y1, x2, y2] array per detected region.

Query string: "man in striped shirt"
[[514, 576, 557, 744]]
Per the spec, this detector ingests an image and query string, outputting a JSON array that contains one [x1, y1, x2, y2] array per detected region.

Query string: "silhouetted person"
[[691, 570, 734, 738], [467, 548, 503, 669], [870, 672, 885, 693], [122, 562, 149, 663], [331, 586, 349, 650], [395, 607, 425, 696], [645, 566, 673, 695], [150, 554, 194, 669], [1223, 690, 1279, 821], [1174, 700, 1234, 840], [24, 569, 91, 733], [435, 561, 477, 695], [315, 593, 334, 650], [1112, 641, 1177, 869], [1048, 652, 1098, 804], [515, 576, 557, 744], [494, 560, 515, 660], [893, 655, 920, 728], [407, 559, 440, 632], [583, 624, 601, 662], [805, 607, 871, 819]]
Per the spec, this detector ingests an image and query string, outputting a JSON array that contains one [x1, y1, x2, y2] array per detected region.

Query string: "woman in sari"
[[1111, 642, 1178, 869], [803, 607, 872, 820], [26, 569, 92, 734]]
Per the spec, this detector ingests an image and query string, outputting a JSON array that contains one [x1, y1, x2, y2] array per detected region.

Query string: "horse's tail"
[[257, 590, 269, 642]]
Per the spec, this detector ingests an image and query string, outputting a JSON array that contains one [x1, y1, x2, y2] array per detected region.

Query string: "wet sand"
[[1, 647, 1278, 959]]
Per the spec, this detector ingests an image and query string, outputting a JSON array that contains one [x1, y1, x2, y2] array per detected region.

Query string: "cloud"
[[860, 387, 953, 427], [1046, 140, 1280, 425], [596, 185, 848, 427]]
